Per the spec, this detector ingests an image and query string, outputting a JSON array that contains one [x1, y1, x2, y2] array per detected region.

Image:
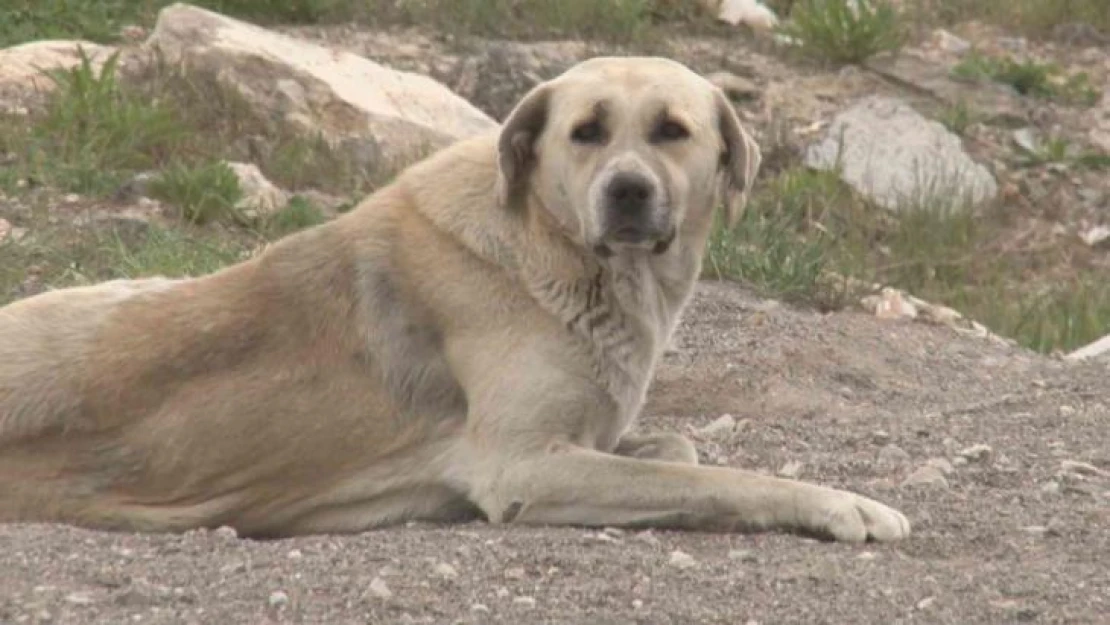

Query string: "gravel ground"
[[2, 280, 1108, 625]]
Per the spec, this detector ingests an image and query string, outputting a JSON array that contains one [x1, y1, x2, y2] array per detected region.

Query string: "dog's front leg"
[[468, 443, 909, 543]]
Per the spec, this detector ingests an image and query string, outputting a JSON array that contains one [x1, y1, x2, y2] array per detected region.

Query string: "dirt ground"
[[1, 280, 1106, 625]]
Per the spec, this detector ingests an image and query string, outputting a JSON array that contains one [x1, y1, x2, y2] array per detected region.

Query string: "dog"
[[0, 56, 909, 543]]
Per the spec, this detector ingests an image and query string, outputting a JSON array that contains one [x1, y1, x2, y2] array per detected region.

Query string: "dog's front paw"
[[804, 487, 911, 543]]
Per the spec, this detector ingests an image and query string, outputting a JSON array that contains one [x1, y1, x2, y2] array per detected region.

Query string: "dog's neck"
[[399, 137, 704, 421]]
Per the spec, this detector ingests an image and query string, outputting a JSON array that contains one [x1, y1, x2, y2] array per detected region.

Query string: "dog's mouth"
[[593, 226, 677, 258]]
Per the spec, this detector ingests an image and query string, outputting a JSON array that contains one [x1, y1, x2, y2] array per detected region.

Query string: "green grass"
[[776, 0, 907, 65], [262, 195, 328, 237], [148, 160, 244, 225], [0, 220, 251, 306], [11, 49, 186, 196], [935, 100, 981, 136], [906, 0, 1110, 40], [951, 52, 1101, 107], [706, 167, 1110, 353], [0, 0, 694, 48]]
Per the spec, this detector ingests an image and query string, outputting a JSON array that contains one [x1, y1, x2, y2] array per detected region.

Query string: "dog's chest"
[[533, 261, 675, 445]]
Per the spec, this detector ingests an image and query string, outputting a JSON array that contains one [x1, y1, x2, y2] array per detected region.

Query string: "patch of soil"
[[3, 281, 1107, 625]]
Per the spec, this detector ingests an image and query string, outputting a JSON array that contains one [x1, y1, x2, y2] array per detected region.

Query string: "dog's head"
[[496, 56, 761, 257]]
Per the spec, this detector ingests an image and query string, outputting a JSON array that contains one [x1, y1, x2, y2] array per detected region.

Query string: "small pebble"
[[1061, 460, 1109, 478], [471, 603, 490, 613], [958, 444, 993, 462], [669, 549, 697, 569], [433, 562, 459, 579], [512, 596, 537, 608], [64, 592, 94, 606], [213, 526, 238, 540], [778, 460, 804, 479], [876, 444, 911, 469], [368, 577, 392, 600], [700, 414, 736, 437], [504, 567, 526, 580], [925, 457, 955, 475], [286, 549, 303, 560], [901, 465, 949, 489], [268, 590, 289, 608], [728, 549, 757, 562]]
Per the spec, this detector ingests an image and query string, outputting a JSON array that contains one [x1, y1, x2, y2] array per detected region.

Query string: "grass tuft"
[[23, 48, 186, 195], [148, 160, 244, 225], [951, 52, 1101, 107], [776, 0, 906, 65]]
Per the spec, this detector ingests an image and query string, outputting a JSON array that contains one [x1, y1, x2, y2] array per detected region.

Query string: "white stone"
[[699, 414, 737, 437], [706, 0, 779, 31], [668, 549, 697, 569], [804, 96, 998, 211], [368, 577, 393, 600], [1066, 334, 1110, 362], [226, 162, 289, 219]]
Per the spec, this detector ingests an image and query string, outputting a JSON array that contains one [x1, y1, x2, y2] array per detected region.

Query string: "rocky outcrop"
[[142, 3, 498, 172]]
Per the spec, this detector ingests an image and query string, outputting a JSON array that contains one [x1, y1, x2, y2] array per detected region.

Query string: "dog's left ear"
[[713, 88, 762, 227], [496, 82, 552, 209]]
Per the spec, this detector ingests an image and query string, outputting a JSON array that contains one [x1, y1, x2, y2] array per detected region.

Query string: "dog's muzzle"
[[595, 172, 675, 257]]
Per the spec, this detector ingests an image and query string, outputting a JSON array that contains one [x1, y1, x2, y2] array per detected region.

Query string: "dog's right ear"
[[496, 82, 552, 209]]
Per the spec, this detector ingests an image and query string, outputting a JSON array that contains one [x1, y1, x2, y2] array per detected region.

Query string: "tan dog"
[[0, 57, 909, 542]]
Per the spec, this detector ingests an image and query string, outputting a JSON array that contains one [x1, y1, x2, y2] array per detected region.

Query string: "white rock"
[[706, 0, 779, 31], [213, 525, 238, 540], [504, 567, 526, 580], [728, 549, 757, 562], [268, 590, 289, 608], [699, 414, 737, 437], [901, 465, 949, 489], [286, 549, 303, 560], [931, 29, 971, 55], [804, 96, 998, 211], [471, 603, 490, 613], [925, 457, 955, 475], [861, 287, 920, 320], [777, 460, 804, 479], [958, 444, 993, 462], [668, 549, 698, 569], [512, 595, 537, 608], [143, 4, 497, 172], [0, 40, 116, 96], [1061, 460, 1110, 479], [368, 577, 393, 600], [1066, 334, 1110, 362], [1079, 226, 1110, 247], [64, 592, 94, 605], [876, 443, 912, 469], [433, 562, 459, 579], [226, 162, 289, 219]]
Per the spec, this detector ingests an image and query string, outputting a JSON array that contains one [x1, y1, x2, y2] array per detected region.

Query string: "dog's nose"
[[605, 172, 655, 215]]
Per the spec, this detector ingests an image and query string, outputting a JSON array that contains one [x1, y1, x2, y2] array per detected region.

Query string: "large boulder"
[[804, 95, 998, 211], [142, 3, 498, 172]]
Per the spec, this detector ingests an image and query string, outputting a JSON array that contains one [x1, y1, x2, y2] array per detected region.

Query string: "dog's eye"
[[571, 120, 604, 144], [652, 120, 689, 143]]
